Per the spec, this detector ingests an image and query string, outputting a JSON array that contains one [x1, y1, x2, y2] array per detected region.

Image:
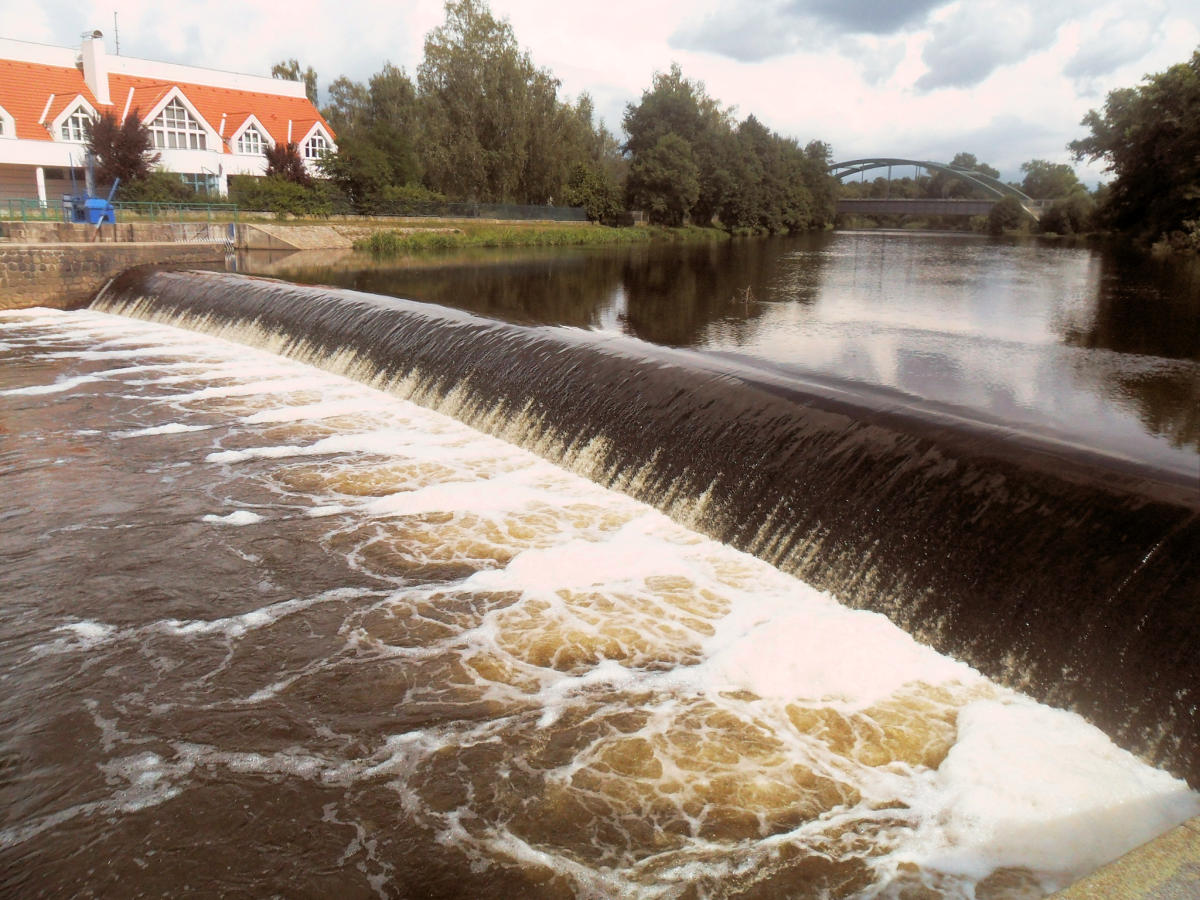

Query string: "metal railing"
[[111, 201, 239, 223], [1, 199, 57, 222]]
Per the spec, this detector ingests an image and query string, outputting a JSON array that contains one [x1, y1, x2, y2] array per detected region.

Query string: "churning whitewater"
[[0, 307, 1196, 899]]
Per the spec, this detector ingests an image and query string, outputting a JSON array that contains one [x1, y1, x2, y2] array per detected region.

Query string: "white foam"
[[205, 430, 418, 465], [122, 423, 211, 437], [243, 398, 382, 424], [29, 620, 119, 657], [894, 697, 1200, 889], [201, 510, 264, 526], [704, 600, 980, 706], [0, 373, 100, 396]]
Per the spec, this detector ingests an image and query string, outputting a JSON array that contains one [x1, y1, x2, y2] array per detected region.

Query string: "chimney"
[[81, 30, 111, 105]]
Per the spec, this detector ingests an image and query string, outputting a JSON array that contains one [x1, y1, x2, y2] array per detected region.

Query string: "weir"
[[93, 266, 1200, 786]]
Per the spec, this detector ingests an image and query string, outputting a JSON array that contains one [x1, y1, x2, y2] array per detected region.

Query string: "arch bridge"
[[829, 158, 1041, 220]]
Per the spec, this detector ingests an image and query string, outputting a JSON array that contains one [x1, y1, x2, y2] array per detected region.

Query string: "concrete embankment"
[[1052, 816, 1200, 898], [0, 242, 224, 310]]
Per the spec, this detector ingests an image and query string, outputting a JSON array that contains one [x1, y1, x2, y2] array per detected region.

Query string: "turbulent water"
[[1, 306, 1197, 899]]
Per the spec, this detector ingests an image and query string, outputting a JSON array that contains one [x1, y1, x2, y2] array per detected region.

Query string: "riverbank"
[[354, 221, 728, 254]]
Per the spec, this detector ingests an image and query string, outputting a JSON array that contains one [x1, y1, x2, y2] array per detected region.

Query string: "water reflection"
[[239, 232, 1200, 472]]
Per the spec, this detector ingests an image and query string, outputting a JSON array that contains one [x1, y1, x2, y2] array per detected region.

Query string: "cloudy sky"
[[6, 0, 1199, 183]]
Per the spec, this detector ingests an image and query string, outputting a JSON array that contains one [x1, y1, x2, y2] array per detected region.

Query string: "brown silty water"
[[1, 302, 1197, 899]]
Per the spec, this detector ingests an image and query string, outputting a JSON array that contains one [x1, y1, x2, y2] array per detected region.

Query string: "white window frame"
[[140, 88, 217, 153], [0, 103, 13, 139], [299, 124, 334, 160], [149, 98, 207, 150], [50, 96, 98, 144], [231, 115, 273, 156]]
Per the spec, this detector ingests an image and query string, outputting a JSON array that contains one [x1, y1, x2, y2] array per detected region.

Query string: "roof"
[[0, 57, 335, 153]]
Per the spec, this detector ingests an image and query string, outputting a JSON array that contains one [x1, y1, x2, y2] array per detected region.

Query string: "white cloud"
[[2, 0, 1197, 179]]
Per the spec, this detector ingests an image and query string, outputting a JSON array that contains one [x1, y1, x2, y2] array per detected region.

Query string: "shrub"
[[228, 175, 333, 217], [116, 171, 198, 203]]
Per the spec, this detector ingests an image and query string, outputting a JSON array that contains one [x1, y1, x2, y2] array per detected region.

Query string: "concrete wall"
[[0, 243, 224, 310], [1, 220, 232, 243]]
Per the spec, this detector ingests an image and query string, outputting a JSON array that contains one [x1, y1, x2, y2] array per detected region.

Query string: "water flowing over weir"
[[94, 266, 1200, 786]]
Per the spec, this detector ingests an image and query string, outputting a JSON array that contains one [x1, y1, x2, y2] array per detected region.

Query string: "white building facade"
[[0, 31, 336, 203]]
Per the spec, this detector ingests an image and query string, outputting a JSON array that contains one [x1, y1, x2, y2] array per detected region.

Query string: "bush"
[[228, 175, 333, 217], [987, 196, 1027, 235], [116, 171, 198, 203]]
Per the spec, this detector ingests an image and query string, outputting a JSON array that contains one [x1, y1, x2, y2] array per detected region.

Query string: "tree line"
[[838, 47, 1200, 250], [255, 0, 838, 231]]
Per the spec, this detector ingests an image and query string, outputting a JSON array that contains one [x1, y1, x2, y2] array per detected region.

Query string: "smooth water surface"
[[243, 232, 1200, 478]]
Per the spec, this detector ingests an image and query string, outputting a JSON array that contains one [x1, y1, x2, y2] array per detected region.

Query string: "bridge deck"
[[837, 198, 996, 216]]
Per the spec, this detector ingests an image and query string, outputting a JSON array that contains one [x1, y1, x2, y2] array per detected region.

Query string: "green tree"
[[987, 195, 1026, 234], [1038, 190, 1096, 234], [928, 151, 1002, 198], [623, 64, 733, 224], [316, 136, 395, 212], [272, 58, 319, 105], [1020, 159, 1082, 199], [323, 76, 371, 134], [626, 133, 700, 226], [416, 0, 594, 203], [564, 162, 622, 221], [85, 109, 159, 189], [1069, 47, 1200, 243]]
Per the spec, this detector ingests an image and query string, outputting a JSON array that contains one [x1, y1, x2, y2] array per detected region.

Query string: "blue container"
[[84, 197, 116, 225]]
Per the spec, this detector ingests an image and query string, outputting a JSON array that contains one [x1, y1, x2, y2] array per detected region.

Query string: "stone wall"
[[1, 220, 233, 244], [0, 243, 225, 310]]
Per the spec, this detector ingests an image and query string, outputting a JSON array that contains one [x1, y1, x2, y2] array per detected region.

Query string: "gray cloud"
[[1063, 14, 1164, 88], [914, 1, 1087, 91], [904, 114, 1064, 182], [799, 0, 947, 34], [669, 0, 949, 63]]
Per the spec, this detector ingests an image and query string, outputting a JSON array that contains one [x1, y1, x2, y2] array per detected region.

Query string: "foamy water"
[[1, 307, 1195, 898]]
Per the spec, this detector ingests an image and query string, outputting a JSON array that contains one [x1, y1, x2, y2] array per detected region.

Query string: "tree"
[[563, 162, 621, 221], [927, 151, 1001, 198], [1038, 191, 1096, 234], [264, 141, 312, 186], [85, 109, 159, 189], [987, 196, 1026, 234], [418, 0, 592, 203], [1069, 47, 1200, 242], [322, 76, 371, 134], [1020, 159, 1082, 199], [626, 133, 700, 226], [272, 58, 319, 105], [623, 64, 734, 224]]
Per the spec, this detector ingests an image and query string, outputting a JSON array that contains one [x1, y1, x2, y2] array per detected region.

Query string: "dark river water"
[[1, 231, 1197, 899]]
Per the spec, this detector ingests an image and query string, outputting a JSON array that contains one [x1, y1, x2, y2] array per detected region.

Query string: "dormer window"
[[303, 132, 330, 159], [236, 125, 266, 155], [61, 106, 93, 142], [150, 98, 207, 150]]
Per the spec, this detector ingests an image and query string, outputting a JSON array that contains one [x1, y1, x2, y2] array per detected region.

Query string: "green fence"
[[112, 201, 239, 223], [1, 199, 57, 222]]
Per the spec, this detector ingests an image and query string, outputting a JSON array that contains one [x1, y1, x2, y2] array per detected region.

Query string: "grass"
[[353, 222, 729, 255]]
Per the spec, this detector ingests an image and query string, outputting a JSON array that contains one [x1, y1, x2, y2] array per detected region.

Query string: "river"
[[1, 230, 1197, 898]]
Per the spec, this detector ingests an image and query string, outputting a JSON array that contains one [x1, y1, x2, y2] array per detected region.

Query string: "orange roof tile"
[[0, 58, 334, 154]]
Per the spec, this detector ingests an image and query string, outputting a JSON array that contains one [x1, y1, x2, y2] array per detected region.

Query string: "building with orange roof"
[[0, 30, 336, 204]]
